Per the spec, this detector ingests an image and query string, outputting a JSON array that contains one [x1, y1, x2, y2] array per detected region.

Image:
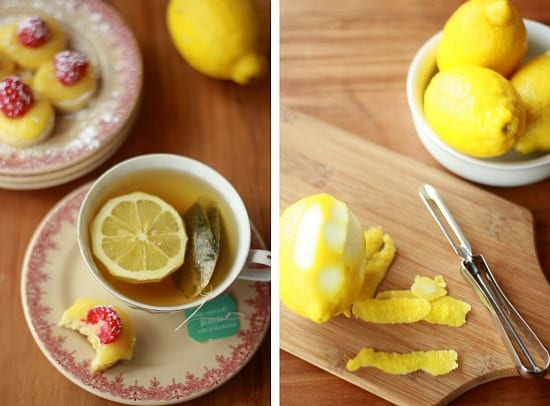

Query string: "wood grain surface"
[[280, 0, 550, 404], [0, 1, 270, 405], [280, 109, 550, 405]]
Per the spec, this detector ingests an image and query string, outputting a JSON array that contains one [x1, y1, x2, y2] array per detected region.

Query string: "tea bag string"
[[173, 288, 245, 332]]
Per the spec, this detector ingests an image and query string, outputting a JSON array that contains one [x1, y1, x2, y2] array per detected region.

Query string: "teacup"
[[77, 153, 271, 313]]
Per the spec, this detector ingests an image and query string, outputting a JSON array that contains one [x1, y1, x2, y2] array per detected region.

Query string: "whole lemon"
[[511, 53, 550, 155], [166, 0, 268, 84], [437, 0, 527, 77], [424, 65, 526, 158], [280, 194, 367, 323]]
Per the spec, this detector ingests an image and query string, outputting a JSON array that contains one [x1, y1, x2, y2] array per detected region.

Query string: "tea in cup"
[[77, 154, 270, 313]]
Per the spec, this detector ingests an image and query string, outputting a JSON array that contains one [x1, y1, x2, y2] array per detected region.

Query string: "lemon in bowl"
[[436, 0, 527, 78], [511, 52, 550, 155], [424, 65, 526, 158], [406, 19, 550, 187]]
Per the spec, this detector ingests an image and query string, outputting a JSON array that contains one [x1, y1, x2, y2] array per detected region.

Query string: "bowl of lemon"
[[407, 0, 550, 187]]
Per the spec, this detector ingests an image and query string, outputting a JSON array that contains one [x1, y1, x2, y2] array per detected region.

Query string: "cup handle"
[[238, 249, 271, 282]]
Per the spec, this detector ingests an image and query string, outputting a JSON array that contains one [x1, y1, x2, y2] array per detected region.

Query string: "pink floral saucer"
[[21, 183, 270, 404]]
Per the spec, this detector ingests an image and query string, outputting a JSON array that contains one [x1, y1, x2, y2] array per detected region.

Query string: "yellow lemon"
[[280, 194, 367, 323], [510, 52, 550, 155], [91, 192, 188, 284], [424, 65, 525, 158], [166, 0, 268, 84], [437, 0, 527, 77]]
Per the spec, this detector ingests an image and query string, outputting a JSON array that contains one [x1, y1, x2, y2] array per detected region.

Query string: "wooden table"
[[280, 0, 550, 405], [0, 1, 270, 405]]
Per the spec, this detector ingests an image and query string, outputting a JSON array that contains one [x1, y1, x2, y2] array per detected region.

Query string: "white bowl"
[[406, 19, 550, 187]]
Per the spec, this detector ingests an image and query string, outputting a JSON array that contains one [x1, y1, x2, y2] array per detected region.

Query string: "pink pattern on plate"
[[23, 185, 270, 403]]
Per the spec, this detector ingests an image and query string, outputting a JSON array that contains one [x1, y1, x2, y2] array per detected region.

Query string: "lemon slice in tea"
[[91, 192, 188, 283]]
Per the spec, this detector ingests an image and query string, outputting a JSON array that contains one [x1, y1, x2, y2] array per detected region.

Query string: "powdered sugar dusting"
[[54, 50, 89, 85], [84, 305, 123, 344], [101, 112, 119, 124], [0, 76, 34, 118], [90, 12, 102, 23], [77, 125, 99, 145], [17, 15, 50, 47]]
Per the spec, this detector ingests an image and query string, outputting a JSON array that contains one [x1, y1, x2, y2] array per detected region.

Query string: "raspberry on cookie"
[[58, 298, 136, 372], [0, 15, 66, 70], [0, 76, 54, 148], [33, 50, 98, 113]]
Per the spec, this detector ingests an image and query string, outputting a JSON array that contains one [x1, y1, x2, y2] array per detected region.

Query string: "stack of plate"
[[0, 0, 142, 190]]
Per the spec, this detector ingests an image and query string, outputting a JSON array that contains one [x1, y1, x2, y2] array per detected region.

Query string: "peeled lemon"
[[280, 194, 367, 323], [424, 65, 526, 158], [166, 0, 268, 84], [91, 192, 188, 283], [511, 53, 550, 155], [437, 0, 526, 77]]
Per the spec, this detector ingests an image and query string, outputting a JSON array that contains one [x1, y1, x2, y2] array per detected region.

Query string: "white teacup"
[[77, 153, 271, 313]]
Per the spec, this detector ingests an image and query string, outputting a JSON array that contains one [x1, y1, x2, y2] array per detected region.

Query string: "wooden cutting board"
[[279, 109, 550, 406]]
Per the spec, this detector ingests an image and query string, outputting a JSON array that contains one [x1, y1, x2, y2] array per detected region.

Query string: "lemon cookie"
[[58, 298, 136, 372], [0, 15, 66, 70], [0, 51, 14, 80], [33, 50, 98, 113], [0, 76, 54, 148]]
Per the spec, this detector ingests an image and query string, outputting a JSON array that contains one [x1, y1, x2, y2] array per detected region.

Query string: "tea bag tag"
[[184, 294, 240, 342]]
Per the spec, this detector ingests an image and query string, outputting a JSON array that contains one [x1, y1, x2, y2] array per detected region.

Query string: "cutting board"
[[279, 109, 550, 406]]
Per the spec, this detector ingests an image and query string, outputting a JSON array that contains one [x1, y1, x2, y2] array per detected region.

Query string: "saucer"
[[21, 183, 271, 404], [0, 0, 142, 184]]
